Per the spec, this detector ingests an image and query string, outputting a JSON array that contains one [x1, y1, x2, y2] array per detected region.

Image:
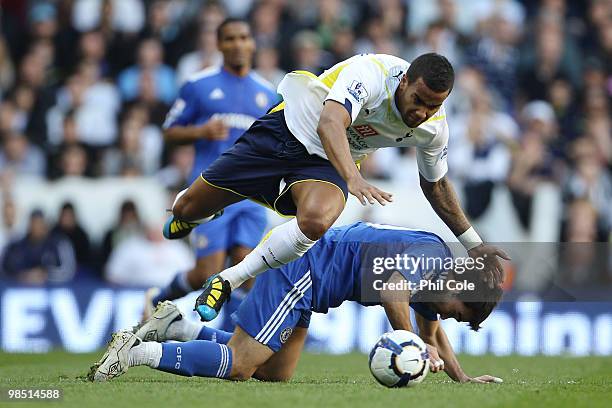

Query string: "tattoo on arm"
[[419, 174, 471, 236]]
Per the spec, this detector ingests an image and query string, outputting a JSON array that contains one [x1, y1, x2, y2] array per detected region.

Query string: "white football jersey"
[[277, 54, 449, 182]]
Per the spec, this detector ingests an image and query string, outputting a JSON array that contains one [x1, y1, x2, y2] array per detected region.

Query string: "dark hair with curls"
[[406, 53, 455, 93]]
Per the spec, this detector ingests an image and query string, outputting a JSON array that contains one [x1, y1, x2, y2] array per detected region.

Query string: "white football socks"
[[128, 342, 162, 368], [165, 319, 202, 342], [219, 218, 317, 290]]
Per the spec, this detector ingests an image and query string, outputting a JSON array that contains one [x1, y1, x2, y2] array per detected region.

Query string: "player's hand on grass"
[[468, 375, 503, 384], [201, 119, 229, 140], [425, 343, 445, 373], [468, 244, 510, 287], [347, 175, 393, 206]]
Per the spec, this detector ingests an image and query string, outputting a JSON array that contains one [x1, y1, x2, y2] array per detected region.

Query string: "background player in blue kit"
[[145, 19, 278, 321], [90, 222, 503, 385]]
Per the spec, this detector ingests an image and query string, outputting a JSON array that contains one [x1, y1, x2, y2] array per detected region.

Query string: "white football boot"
[[88, 331, 140, 382], [142, 287, 161, 321], [133, 300, 183, 342]]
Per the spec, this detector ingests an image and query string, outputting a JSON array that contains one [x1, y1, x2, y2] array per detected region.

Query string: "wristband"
[[457, 227, 483, 251]]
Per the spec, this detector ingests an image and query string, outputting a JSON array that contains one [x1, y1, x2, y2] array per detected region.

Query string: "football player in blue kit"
[[90, 223, 503, 385], [146, 19, 278, 321]]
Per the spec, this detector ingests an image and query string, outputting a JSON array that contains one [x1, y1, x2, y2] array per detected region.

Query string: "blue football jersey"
[[163, 66, 279, 183], [305, 222, 451, 319]]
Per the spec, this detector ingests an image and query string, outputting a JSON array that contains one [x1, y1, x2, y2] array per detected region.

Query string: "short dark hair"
[[216, 18, 250, 41], [456, 274, 503, 331], [406, 53, 455, 93]]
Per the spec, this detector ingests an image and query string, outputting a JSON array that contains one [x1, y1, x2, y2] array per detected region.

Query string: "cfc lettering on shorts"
[[175, 346, 182, 370]]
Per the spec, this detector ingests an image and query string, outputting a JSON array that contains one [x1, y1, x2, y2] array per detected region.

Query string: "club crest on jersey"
[[255, 92, 269, 108], [347, 80, 368, 102], [280, 327, 293, 344], [353, 124, 379, 137]]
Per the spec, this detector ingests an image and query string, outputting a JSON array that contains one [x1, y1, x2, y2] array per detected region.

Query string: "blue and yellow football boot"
[[162, 210, 224, 240], [162, 216, 200, 240], [194, 274, 231, 321]]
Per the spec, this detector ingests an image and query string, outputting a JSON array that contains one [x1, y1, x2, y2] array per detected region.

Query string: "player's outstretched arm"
[[318, 101, 393, 206], [416, 314, 502, 383], [419, 174, 509, 285], [380, 272, 444, 373], [163, 119, 229, 144]]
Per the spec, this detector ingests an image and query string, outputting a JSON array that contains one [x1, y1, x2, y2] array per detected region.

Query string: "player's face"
[[218, 22, 255, 70], [436, 299, 474, 323], [396, 76, 449, 128]]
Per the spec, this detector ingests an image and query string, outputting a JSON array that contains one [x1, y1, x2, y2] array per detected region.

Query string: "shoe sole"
[[87, 332, 139, 382]]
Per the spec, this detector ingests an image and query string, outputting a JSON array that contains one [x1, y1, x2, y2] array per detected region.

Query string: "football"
[[368, 330, 430, 388]]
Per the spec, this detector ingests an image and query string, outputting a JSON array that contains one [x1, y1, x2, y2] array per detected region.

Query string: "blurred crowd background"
[[0, 0, 610, 287]]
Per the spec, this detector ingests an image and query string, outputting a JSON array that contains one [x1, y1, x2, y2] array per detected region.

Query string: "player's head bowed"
[[395, 53, 455, 128]]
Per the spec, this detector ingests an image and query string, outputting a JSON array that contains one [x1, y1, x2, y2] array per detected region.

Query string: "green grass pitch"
[[1, 352, 611, 408]]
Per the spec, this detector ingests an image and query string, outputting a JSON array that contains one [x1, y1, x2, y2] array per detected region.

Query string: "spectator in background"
[[123, 74, 169, 127], [72, 0, 145, 34], [580, 86, 611, 166], [517, 11, 582, 102], [101, 109, 162, 177], [0, 131, 47, 179], [250, 1, 282, 49], [291, 30, 328, 74], [47, 110, 92, 179], [547, 75, 580, 144], [328, 25, 356, 64], [140, 0, 184, 66], [0, 36, 15, 96], [314, 0, 351, 51], [507, 130, 557, 230], [100, 199, 145, 265], [449, 89, 516, 219], [176, 26, 223, 85], [117, 38, 177, 104], [105, 222, 193, 287], [0, 194, 18, 251], [465, 11, 522, 112], [563, 137, 612, 240], [77, 30, 111, 78], [559, 199, 609, 286], [254, 47, 286, 87], [51, 202, 92, 267], [157, 145, 194, 191], [14, 50, 56, 146], [1, 209, 76, 283], [46, 62, 120, 148], [58, 143, 90, 178]]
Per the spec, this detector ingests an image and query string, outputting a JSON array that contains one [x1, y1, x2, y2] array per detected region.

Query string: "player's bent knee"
[[228, 364, 257, 381], [297, 216, 331, 240]]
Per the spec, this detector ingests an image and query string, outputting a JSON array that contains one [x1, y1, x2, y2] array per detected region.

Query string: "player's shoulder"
[[248, 71, 277, 94], [184, 66, 223, 86]]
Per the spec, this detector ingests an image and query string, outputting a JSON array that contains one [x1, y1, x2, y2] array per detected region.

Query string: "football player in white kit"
[[161, 53, 509, 321]]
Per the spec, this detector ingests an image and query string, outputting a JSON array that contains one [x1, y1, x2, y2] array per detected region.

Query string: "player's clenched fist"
[[347, 175, 393, 206], [425, 343, 445, 373], [200, 119, 229, 140]]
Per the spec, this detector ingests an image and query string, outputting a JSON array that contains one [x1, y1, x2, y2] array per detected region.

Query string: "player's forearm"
[[382, 301, 413, 332], [422, 329, 468, 382], [419, 175, 471, 237], [163, 126, 203, 144], [318, 119, 361, 182]]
